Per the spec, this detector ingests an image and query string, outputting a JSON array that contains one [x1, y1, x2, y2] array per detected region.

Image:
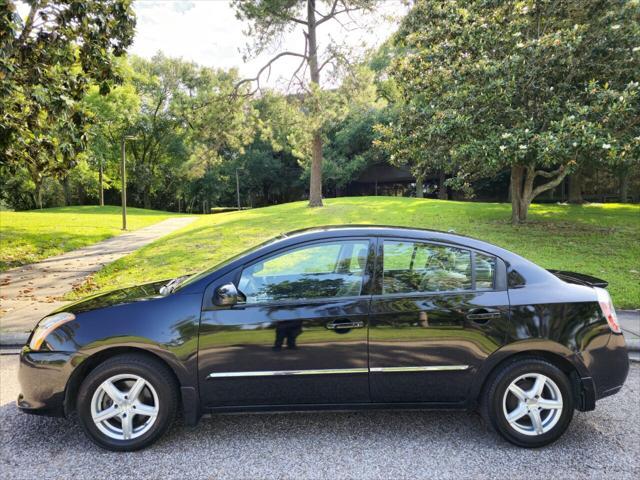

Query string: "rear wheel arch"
[[473, 348, 586, 409], [64, 347, 183, 415]]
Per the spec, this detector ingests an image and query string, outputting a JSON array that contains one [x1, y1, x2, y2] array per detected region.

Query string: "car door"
[[198, 238, 374, 407], [368, 237, 509, 404]]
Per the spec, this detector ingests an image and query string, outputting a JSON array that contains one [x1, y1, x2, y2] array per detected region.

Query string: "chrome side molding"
[[208, 368, 368, 378], [369, 365, 469, 373], [208, 365, 469, 378]]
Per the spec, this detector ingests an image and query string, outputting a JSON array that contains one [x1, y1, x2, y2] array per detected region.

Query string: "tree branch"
[[235, 51, 308, 95], [316, 0, 362, 26], [317, 54, 337, 73], [281, 14, 308, 26], [17, 1, 40, 46], [316, 0, 340, 23], [263, 3, 308, 26], [287, 33, 310, 92], [531, 165, 569, 198], [534, 165, 565, 178]]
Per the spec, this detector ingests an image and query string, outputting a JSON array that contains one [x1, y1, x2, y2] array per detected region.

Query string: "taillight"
[[595, 287, 621, 334]]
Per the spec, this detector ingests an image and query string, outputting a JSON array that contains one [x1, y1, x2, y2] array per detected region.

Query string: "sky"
[[130, 0, 408, 89]]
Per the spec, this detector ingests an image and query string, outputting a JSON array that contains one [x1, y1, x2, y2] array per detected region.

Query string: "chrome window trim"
[[207, 365, 469, 378]]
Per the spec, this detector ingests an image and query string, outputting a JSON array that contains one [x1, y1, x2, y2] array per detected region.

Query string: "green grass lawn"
[[0, 205, 178, 271], [68, 197, 640, 308]]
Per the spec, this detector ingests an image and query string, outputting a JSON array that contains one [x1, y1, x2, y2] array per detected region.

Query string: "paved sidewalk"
[[619, 310, 640, 361], [619, 310, 639, 337], [0, 217, 196, 339]]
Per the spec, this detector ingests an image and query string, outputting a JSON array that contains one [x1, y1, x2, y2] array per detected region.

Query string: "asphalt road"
[[1, 354, 638, 480]]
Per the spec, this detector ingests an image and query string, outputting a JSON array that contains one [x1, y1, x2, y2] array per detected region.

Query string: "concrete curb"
[[627, 338, 640, 352], [0, 332, 29, 346]]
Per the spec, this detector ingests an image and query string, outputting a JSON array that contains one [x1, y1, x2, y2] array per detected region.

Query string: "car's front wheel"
[[77, 353, 178, 451], [482, 357, 574, 448]]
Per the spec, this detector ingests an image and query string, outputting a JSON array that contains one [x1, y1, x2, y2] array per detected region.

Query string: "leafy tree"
[[322, 64, 391, 193], [237, 93, 308, 205], [175, 59, 255, 211], [378, 0, 640, 223], [82, 59, 140, 205], [233, 0, 381, 207], [0, 0, 136, 208]]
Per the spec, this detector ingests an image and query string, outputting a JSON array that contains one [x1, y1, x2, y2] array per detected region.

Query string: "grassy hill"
[[0, 206, 178, 271], [69, 197, 639, 308]]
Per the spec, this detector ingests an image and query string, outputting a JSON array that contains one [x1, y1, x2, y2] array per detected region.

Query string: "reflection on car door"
[[198, 239, 374, 407], [368, 238, 509, 404]]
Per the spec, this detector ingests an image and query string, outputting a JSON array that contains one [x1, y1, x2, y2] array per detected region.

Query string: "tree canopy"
[[1, 0, 638, 216], [376, 0, 640, 222], [1, 0, 136, 208]]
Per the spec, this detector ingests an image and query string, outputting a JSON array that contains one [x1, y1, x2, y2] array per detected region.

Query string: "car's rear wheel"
[[77, 354, 178, 451], [481, 357, 574, 448]]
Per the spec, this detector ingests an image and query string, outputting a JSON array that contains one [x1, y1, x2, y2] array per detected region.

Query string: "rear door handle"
[[466, 309, 501, 323], [326, 320, 364, 330]]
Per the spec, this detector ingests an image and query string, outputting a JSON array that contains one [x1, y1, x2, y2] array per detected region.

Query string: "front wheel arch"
[[64, 347, 183, 416]]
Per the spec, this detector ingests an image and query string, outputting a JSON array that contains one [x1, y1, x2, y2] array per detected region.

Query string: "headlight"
[[29, 312, 76, 351]]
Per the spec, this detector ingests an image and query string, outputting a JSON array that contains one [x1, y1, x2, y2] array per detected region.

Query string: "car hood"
[[55, 279, 171, 315]]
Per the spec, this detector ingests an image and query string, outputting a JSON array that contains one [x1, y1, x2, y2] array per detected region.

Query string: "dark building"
[[345, 163, 416, 197]]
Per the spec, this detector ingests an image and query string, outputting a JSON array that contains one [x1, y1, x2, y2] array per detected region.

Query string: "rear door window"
[[382, 240, 495, 294]]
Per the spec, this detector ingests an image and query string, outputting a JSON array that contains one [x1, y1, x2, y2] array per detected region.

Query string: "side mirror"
[[214, 283, 240, 307]]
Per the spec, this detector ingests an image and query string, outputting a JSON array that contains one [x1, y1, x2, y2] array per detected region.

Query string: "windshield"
[[172, 234, 287, 292]]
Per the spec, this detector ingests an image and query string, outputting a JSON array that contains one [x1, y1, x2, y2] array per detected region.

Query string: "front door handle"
[[466, 309, 501, 323], [326, 320, 365, 330]]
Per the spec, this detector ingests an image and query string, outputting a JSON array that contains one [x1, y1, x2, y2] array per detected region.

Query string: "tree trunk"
[[61, 176, 71, 206], [308, 133, 323, 206], [143, 190, 151, 209], [307, 0, 323, 207], [568, 171, 584, 204], [99, 160, 104, 206], [619, 169, 629, 203], [437, 172, 448, 200], [510, 166, 527, 224], [415, 176, 424, 198], [35, 182, 43, 210], [510, 164, 569, 224]]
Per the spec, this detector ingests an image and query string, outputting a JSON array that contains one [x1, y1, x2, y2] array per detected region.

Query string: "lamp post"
[[120, 135, 138, 230]]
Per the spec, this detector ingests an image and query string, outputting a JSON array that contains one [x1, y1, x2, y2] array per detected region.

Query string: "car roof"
[[279, 225, 505, 256]]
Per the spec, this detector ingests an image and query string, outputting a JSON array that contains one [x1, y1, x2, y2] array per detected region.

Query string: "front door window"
[[238, 240, 370, 303]]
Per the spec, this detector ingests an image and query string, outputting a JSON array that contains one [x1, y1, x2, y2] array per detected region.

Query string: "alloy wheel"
[[90, 373, 159, 441], [502, 373, 563, 436]]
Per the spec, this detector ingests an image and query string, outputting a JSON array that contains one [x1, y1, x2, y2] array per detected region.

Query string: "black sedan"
[[17, 226, 629, 451]]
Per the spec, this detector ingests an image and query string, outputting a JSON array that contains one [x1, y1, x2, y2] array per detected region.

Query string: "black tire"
[[77, 353, 178, 451], [480, 357, 574, 448]]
